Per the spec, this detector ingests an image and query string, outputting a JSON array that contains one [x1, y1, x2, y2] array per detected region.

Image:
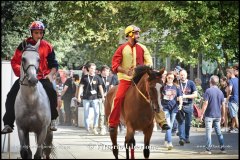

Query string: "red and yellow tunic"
[[112, 41, 152, 81]]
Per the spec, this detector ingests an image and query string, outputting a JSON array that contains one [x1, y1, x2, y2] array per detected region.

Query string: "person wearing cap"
[[173, 66, 182, 85], [1, 21, 59, 134], [108, 24, 170, 132]]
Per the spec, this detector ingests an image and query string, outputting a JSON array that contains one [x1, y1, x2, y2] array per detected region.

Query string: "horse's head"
[[147, 67, 165, 111], [20, 40, 40, 87], [132, 65, 165, 111]]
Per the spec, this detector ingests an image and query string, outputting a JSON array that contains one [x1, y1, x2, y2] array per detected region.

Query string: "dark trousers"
[[63, 98, 72, 125], [3, 78, 58, 128]]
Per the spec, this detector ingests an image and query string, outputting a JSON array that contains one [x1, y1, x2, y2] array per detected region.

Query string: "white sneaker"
[[220, 150, 227, 154], [234, 128, 239, 133], [200, 150, 212, 155], [164, 141, 168, 147], [228, 128, 238, 133], [167, 142, 173, 150], [100, 128, 106, 135], [93, 128, 98, 135], [221, 127, 228, 132]]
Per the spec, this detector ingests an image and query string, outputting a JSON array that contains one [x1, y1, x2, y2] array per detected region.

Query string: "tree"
[[1, 1, 238, 73]]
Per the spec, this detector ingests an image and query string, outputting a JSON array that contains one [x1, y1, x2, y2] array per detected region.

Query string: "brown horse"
[[105, 65, 165, 159]]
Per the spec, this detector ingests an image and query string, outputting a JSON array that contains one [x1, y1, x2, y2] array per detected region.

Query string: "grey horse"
[[15, 39, 53, 159]]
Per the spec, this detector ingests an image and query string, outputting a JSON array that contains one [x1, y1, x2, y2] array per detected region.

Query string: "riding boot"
[[50, 120, 57, 131], [2, 79, 20, 134], [1, 125, 13, 134], [154, 109, 170, 130]]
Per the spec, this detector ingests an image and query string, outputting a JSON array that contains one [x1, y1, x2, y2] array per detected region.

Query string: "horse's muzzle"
[[28, 77, 38, 86]]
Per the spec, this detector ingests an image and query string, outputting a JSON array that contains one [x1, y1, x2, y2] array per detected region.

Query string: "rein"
[[132, 80, 150, 104]]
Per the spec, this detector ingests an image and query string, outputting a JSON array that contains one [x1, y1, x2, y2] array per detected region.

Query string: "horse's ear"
[[34, 39, 41, 51], [159, 67, 165, 75]]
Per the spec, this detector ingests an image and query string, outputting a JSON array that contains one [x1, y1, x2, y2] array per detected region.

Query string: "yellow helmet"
[[124, 25, 140, 38]]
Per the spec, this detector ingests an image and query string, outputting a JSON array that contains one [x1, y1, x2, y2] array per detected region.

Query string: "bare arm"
[[221, 101, 225, 124], [98, 85, 105, 100], [200, 100, 208, 121], [226, 85, 232, 102], [183, 91, 198, 99], [178, 96, 183, 110], [77, 84, 84, 102]]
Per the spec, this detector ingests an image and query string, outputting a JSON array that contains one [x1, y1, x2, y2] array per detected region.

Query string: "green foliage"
[[1, 1, 238, 72]]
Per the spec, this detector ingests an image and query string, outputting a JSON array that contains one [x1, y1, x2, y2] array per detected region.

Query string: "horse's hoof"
[[143, 148, 150, 158], [20, 148, 29, 159], [113, 148, 118, 159], [34, 155, 41, 159]]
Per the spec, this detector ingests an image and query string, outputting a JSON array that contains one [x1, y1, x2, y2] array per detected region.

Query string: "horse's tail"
[[43, 130, 56, 159]]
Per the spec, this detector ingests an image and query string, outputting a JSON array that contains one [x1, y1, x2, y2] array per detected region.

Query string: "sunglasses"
[[167, 77, 174, 80]]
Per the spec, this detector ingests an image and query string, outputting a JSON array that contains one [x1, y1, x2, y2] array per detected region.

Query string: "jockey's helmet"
[[125, 25, 140, 38], [29, 21, 45, 31]]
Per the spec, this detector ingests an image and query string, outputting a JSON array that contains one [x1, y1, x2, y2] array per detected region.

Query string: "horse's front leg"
[[34, 128, 48, 159], [17, 129, 32, 159], [43, 129, 53, 159], [110, 127, 118, 159], [143, 123, 154, 159], [125, 126, 135, 159]]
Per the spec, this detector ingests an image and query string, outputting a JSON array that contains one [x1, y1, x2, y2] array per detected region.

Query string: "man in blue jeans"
[[226, 68, 239, 133], [200, 75, 226, 154], [178, 69, 197, 145]]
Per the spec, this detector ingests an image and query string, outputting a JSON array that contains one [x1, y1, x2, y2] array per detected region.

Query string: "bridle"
[[19, 48, 39, 86], [132, 71, 162, 112]]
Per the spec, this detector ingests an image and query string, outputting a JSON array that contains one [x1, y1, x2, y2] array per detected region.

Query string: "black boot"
[[1, 125, 13, 134], [161, 124, 170, 130]]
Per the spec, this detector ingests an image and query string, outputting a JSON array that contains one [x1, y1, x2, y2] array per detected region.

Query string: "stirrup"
[[1, 125, 13, 134], [50, 126, 57, 131]]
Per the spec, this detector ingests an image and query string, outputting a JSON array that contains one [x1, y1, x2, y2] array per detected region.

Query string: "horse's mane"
[[24, 44, 38, 52], [132, 65, 151, 84]]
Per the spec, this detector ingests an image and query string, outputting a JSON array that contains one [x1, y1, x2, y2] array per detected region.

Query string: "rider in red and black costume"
[[1, 21, 59, 134]]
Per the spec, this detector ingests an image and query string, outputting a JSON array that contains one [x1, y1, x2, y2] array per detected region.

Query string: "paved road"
[[1, 126, 238, 159]]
